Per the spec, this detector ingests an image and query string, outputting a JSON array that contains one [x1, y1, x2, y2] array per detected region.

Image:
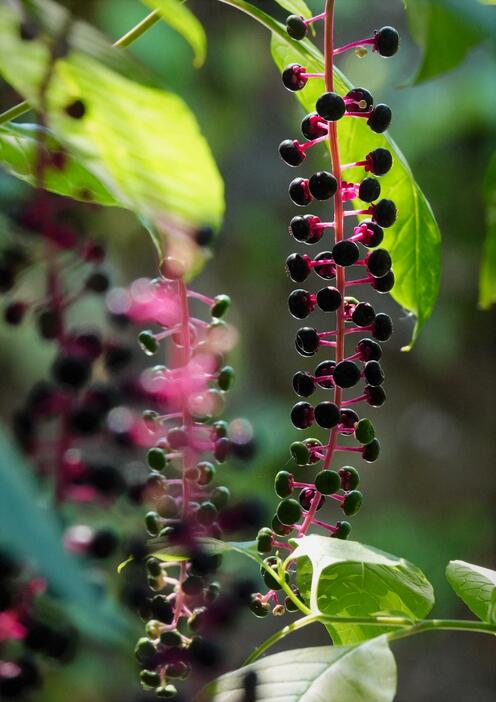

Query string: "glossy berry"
[[249, 594, 271, 618], [288, 289, 315, 319], [282, 64, 307, 91], [289, 178, 312, 206], [148, 447, 167, 471], [367, 249, 392, 277], [85, 271, 109, 293], [313, 252, 336, 279], [342, 490, 363, 516], [218, 365, 235, 391], [333, 520, 352, 539], [299, 488, 324, 511], [274, 471, 293, 498], [276, 498, 302, 526], [372, 313, 393, 342], [356, 338, 382, 361], [340, 408, 359, 428], [374, 26, 399, 57], [372, 199, 397, 227], [367, 148, 393, 176], [352, 302, 376, 327], [292, 371, 316, 397], [372, 270, 395, 293], [362, 438, 380, 462], [339, 466, 360, 491], [291, 401, 314, 429], [314, 470, 340, 495], [314, 401, 340, 428], [314, 360, 335, 389], [360, 221, 384, 247], [272, 515, 293, 537], [316, 92, 346, 121], [345, 87, 373, 112], [332, 240, 359, 267], [354, 418, 375, 444], [368, 104, 392, 133], [286, 253, 311, 282], [289, 214, 322, 244], [290, 441, 310, 466], [364, 360, 385, 386], [301, 112, 327, 140], [317, 286, 342, 312], [52, 355, 91, 389], [256, 528, 274, 554], [286, 14, 307, 40], [359, 177, 381, 203], [308, 172, 337, 200], [295, 327, 319, 356], [365, 384, 386, 407], [279, 139, 306, 167], [211, 294, 231, 318], [333, 360, 361, 389]]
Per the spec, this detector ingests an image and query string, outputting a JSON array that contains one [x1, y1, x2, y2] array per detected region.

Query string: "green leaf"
[[141, 0, 207, 67], [0, 122, 117, 205], [0, 3, 224, 252], [446, 560, 496, 623], [200, 636, 397, 702], [274, 0, 313, 19], [479, 151, 496, 308], [270, 32, 441, 348], [406, 0, 484, 83], [0, 426, 132, 645], [431, 0, 496, 40], [152, 538, 260, 564], [291, 536, 434, 645]]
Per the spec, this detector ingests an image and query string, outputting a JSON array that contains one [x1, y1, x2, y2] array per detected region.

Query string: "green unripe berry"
[[147, 447, 167, 471], [355, 418, 375, 444], [140, 670, 161, 688], [156, 684, 178, 698], [211, 294, 231, 318], [218, 365, 235, 391], [256, 527, 274, 554], [197, 461, 216, 485], [304, 438, 323, 464], [342, 490, 363, 516], [362, 438, 380, 462], [276, 498, 302, 526], [274, 470, 293, 498], [249, 594, 271, 618], [285, 589, 301, 612], [314, 470, 340, 495], [261, 557, 288, 591], [138, 330, 158, 356], [333, 520, 352, 539], [213, 420, 228, 438], [290, 441, 310, 465], [271, 515, 294, 537], [197, 501, 218, 525], [210, 486, 230, 509], [135, 637, 156, 666], [145, 511, 160, 536], [339, 466, 360, 491], [146, 557, 162, 578]]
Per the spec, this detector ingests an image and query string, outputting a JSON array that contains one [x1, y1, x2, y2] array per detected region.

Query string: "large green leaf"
[[0, 122, 117, 205], [141, 0, 207, 67], [0, 426, 132, 645], [200, 636, 397, 702], [431, 0, 496, 39], [270, 33, 441, 348], [479, 151, 496, 308], [274, 0, 313, 19], [291, 536, 434, 645], [446, 560, 496, 623], [0, 3, 224, 240], [407, 0, 483, 83]]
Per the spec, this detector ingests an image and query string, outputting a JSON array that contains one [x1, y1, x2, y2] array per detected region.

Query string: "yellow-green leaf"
[[141, 0, 207, 67]]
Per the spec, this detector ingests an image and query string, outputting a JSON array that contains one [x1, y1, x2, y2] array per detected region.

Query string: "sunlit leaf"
[[200, 636, 397, 702], [291, 536, 434, 645], [446, 560, 496, 623], [479, 151, 496, 308], [274, 0, 313, 20], [141, 0, 207, 67]]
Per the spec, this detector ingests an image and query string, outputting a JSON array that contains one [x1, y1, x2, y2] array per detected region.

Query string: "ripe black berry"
[[332, 241, 359, 266], [289, 214, 321, 244], [372, 199, 397, 227], [286, 253, 311, 282], [374, 26, 399, 57], [295, 327, 319, 356], [316, 92, 346, 121], [340, 408, 359, 428], [372, 270, 395, 293], [333, 360, 361, 388], [352, 302, 375, 327], [360, 221, 384, 247], [315, 360, 335, 389], [289, 177, 312, 206], [279, 139, 306, 167], [299, 488, 324, 511], [288, 289, 314, 319], [315, 470, 340, 495], [372, 313, 393, 341], [367, 148, 393, 176], [356, 338, 382, 361], [52, 355, 91, 389], [368, 104, 392, 133], [345, 87, 374, 112], [317, 286, 342, 312], [358, 178, 381, 203], [365, 384, 386, 407], [313, 251, 336, 279], [308, 172, 337, 200], [292, 371, 316, 397], [364, 360, 385, 386], [286, 15, 307, 40], [314, 401, 340, 428], [282, 64, 307, 91], [367, 249, 392, 277], [301, 112, 327, 139], [291, 401, 314, 429]]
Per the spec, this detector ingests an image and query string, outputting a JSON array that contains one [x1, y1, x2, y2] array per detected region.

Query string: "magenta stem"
[[333, 37, 375, 56], [300, 72, 325, 79], [341, 393, 367, 406], [301, 135, 328, 151], [187, 290, 214, 306], [305, 12, 326, 25], [311, 518, 338, 533], [345, 276, 372, 286]]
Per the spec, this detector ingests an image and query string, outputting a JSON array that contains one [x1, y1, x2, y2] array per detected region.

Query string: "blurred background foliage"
[[0, 0, 495, 700]]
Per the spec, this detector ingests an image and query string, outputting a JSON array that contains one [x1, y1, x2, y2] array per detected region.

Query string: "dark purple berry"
[[289, 177, 312, 206], [308, 171, 337, 200], [372, 199, 397, 228], [314, 401, 340, 428], [295, 327, 319, 356], [316, 286, 342, 312], [292, 371, 316, 397], [332, 240, 360, 267], [364, 360, 384, 386], [372, 313, 393, 341], [333, 360, 361, 389], [367, 148, 393, 176], [352, 302, 375, 327], [372, 270, 395, 293], [367, 104, 392, 134], [65, 99, 86, 119], [52, 355, 91, 389], [345, 88, 373, 112], [374, 26, 399, 57], [356, 338, 382, 361], [291, 401, 314, 429], [299, 488, 324, 511], [314, 360, 335, 389], [282, 64, 307, 91], [4, 302, 26, 325], [279, 139, 306, 167], [286, 15, 307, 40], [289, 214, 322, 244], [367, 249, 392, 277], [313, 251, 336, 279], [286, 253, 311, 282], [316, 92, 346, 121], [85, 271, 110, 293], [288, 289, 315, 319], [365, 385, 386, 407], [360, 221, 384, 247], [340, 408, 359, 428], [301, 112, 327, 139], [358, 178, 381, 203]]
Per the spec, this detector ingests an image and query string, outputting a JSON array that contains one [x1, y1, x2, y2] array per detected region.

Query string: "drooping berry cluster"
[[251, 6, 399, 617], [131, 263, 257, 699]]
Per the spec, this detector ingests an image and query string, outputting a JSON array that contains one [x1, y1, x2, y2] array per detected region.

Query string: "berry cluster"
[[0, 550, 77, 699], [250, 8, 399, 617], [132, 267, 257, 698]]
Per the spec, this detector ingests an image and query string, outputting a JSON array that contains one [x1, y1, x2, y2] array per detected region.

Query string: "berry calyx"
[[282, 64, 308, 91], [345, 88, 373, 112], [289, 214, 322, 244], [301, 112, 328, 140]]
